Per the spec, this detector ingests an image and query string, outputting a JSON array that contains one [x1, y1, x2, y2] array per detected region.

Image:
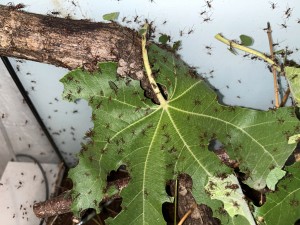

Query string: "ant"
[[280, 22, 288, 29], [269, 2, 277, 10], [187, 27, 194, 35], [200, 10, 206, 16], [205, 0, 213, 8], [202, 14, 213, 23], [133, 15, 140, 23]]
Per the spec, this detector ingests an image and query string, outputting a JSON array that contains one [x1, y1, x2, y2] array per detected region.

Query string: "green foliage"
[[61, 44, 299, 225], [239, 34, 254, 46], [158, 34, 170, 45], [103, 12, 120, 21], [255, 162, 300, 225], [205, 175, 256, 225], [285, 66, 300, 106]]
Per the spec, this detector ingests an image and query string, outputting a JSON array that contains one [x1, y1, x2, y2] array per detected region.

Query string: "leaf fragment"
[[205, 175, 256, 225], [266, 167, 286, 190], [285, 66, 300, 105], [158, 34, 170, 44], [103, 12, 120, 21], [239, 34, 254, 46]]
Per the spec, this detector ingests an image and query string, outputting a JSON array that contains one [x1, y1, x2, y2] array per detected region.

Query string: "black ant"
[[187, 27, 194, 35], [205, 0, 213, 8], [200, 10, 206, 15], [269, 2, 277, 10], [133, 15, 139, 23], [51, 11, 61, 15], [162, 20, 167, 25], [280, 22, 287, 29]]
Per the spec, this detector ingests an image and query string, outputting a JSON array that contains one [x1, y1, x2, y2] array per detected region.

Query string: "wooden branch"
[[0, 5, 158, 102], [0, 5, 143, 78], [33, 191, 72, 218]]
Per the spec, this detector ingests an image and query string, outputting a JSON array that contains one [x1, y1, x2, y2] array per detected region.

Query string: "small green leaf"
[[103, 12, 120, 21], [266, 167, 286, 190], [239, 35, 254, 46], [285, 66, 300, 105], [158, 34, 170, 45]]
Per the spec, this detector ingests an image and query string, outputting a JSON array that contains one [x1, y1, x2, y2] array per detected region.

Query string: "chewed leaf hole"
[[208, 139, 239, 169], [208, 139, 223, 151], [163, 174, 221, 225]]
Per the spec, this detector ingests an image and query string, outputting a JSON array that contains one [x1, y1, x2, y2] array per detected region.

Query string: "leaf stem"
[[266, 22, 280, 108], [141, 24, 167, 107], [174, 179, 178, 225], [215, 33, 281, 72]]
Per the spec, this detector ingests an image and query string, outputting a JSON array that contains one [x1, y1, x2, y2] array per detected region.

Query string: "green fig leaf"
[[60, 44, 299, 225]]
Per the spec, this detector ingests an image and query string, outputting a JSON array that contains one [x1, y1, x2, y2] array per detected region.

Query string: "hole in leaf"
[[163, 173, 221, 225], [208, 139, 223, 151], [295, 218, 300, 225], [106, 165, 130, 184], [285, 144, 300, 166], [208, 139, 239, 169], [100, 165, 130, 220], [236, 176, 266, 207]]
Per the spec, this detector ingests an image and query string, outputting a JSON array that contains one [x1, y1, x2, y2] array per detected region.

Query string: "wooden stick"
[[177, 204, 197, 225], [266, 22, 280, 108], [279, 88, 291, 107]]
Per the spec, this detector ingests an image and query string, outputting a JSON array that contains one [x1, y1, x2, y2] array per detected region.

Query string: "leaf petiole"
[[215, 33, 281, 72], [141, 24, 168, 108]]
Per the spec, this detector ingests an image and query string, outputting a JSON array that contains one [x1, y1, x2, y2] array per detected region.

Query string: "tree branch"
[[0, 5, 159, 102], [0, 5, 143, 77]]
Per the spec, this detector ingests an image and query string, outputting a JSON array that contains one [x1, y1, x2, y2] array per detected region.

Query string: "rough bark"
[[0, 5, 157, 102], [33, 191, 72, 218], [0, 5, 142, 75]]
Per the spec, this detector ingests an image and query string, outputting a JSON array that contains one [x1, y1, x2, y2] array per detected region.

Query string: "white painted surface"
[[0, 162, 62, 225], [0, 60, 60, 176]]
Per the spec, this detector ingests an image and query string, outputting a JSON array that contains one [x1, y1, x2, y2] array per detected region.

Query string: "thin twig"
[[266, 22, 280, 108], [174, 179, 178, 225], [280, 88, 291, 107], [177, 204, 197, 225]]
